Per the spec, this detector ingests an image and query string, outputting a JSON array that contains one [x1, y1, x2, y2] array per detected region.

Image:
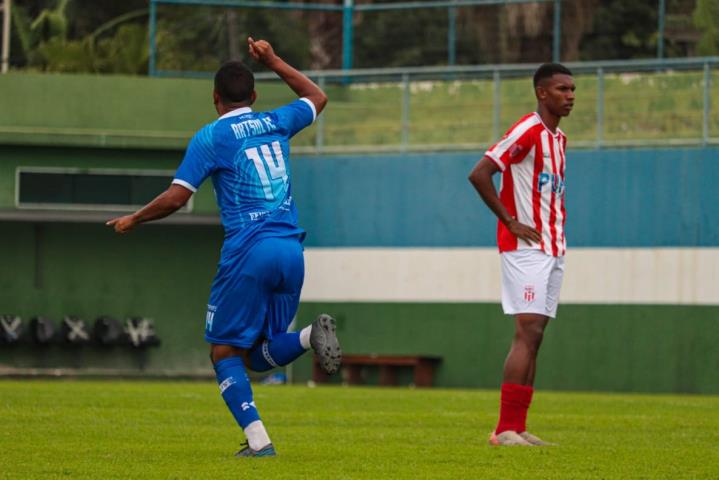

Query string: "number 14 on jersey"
[[245, 141, 288, 201]]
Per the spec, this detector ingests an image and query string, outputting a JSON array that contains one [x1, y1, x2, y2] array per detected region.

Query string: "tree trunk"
[[226, 9, 241, 60]]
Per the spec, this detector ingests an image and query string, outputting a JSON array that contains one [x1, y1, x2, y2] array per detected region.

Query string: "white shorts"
[[501, 249, 565, 318]]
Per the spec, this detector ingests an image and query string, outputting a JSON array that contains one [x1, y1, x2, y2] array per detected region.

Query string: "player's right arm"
[[105, 185, 193, 233], [468, 157, 541, 245], [106, 125, 215, 234], [247, 37, 327, 115]]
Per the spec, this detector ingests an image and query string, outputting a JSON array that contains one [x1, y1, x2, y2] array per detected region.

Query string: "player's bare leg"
[[504, 314, 548, 385], [490, 314, 552, 446]]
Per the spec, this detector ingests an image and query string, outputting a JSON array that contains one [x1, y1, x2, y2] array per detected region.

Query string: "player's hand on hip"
[[247, 37, 278, 66], [105, 215, 137, 234], [507, 219, 542, 245]]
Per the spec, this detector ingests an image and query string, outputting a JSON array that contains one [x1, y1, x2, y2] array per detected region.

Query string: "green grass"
[[278, 70, 719, 149], [1, 380, 718, 479], [3, 69, 716, 151]]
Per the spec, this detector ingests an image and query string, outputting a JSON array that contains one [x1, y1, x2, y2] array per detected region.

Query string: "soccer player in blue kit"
[[107, 38, 341, 457]]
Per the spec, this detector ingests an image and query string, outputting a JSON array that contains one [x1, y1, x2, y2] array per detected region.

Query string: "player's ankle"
[[244, 420, 272, 451], [299, 324, 312, 349]]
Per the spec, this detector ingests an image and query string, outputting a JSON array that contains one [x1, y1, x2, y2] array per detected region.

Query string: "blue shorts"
[[204, 236, 304, 348]]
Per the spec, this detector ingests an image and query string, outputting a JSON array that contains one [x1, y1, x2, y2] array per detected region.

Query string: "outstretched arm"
[[468, 157, 541, 245], [105, 184, 193, 233], [247, 37, 327, 115]]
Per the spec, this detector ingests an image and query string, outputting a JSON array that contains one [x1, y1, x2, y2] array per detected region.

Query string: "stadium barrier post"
[[492, 69, 501, 142], [342, 0, 354, 74], [553, 0, 561, 62], [401, 72, 410, 152], [447, 2, 457, 66], [315, 75, 326, 152], [148, 0, 157, 77], [703, 62, 710, 146], [657, 0, 666, 59], [597, 67, 604, 149]]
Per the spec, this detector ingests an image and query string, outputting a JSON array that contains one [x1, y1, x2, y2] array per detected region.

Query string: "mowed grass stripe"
[[1, 380, 718, 479]]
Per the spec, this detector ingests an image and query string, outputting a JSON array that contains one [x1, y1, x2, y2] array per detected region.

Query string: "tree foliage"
[[578, 0, 660, 60], [694, 0, 719, 55], [4, 0, 706, 74], [10, 0, 148, 73], [154, 5, 310, 73]]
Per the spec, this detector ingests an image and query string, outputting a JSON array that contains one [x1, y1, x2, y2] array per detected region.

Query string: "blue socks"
[[213, 356, 260, 429], [213, 332, 308, 430], [248, 332, 308, 372]]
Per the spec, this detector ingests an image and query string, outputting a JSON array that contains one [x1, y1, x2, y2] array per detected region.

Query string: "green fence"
[[277, 58, 719, 152], [1, 58, 718, 154]]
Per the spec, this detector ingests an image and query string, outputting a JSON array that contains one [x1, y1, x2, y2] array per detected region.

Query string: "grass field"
[[273, 70, 719, 149], [1, 380, 718, 479], [3, 69, 716, 151]]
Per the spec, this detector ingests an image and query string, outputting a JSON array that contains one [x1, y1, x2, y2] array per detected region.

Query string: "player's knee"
[[515, 323, 545, 352], [210, 344, 249, 365], [528, 330, 544, 353]]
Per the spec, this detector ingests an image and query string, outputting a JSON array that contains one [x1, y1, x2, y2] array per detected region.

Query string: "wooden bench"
[[312, 354, 442, 387]]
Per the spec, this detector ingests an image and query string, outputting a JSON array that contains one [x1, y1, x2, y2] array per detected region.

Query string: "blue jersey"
[[173, 98, 316, 253]]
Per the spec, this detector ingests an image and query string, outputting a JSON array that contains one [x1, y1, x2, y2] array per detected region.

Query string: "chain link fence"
[[150, 0, 708, 76]]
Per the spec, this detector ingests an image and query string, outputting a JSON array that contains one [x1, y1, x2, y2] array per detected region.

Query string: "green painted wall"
[[292, 303, 719, 394], [1, 222, 717, 395], [0, 222, 222, 374]]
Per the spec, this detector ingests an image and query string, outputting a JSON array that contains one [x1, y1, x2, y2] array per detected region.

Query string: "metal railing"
[[236, 57, 717, 154]]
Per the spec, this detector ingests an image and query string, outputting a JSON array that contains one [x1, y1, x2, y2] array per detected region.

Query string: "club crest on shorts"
[[524, 285, 535, 303], [205, 304, 217, 332]]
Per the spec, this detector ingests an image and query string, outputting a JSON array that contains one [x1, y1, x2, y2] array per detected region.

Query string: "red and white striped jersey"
[[485, 112, 567, 257]]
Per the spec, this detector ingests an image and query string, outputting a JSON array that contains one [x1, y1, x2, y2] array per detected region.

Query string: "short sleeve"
[[173, 124, 216, 192], [484, 122, 536, 172], [271, 98, 317, 138]]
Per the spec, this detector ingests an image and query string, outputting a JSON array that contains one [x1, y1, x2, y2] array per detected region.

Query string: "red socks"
[[495, 383, 534, 434]]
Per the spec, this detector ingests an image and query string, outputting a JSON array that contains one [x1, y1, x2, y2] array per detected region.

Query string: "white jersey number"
[[245, 141, 288, 201]]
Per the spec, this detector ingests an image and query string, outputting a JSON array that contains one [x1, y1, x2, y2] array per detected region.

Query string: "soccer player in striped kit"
[[468, 63, 575, 446]]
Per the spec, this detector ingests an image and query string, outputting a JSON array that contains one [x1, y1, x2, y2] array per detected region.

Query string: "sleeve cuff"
[[485, 152, 506, 172], [172, 178, 197, 193], [299, 97, 317, 123]]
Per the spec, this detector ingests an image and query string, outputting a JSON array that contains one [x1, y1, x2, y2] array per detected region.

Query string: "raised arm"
[[105, 184, 193, 233], [468, 157, 541, 245], [247, 37, 327, 115]]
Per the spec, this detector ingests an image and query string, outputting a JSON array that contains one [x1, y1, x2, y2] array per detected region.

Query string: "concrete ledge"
[[0, 366, 214, 379], [0, 209, 221, 225]]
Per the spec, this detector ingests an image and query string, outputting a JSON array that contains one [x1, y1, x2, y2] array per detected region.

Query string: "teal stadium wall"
[[0, 73, 717, 393]]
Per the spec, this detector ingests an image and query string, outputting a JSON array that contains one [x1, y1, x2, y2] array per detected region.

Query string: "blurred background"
[[0, 0, 717, 393]]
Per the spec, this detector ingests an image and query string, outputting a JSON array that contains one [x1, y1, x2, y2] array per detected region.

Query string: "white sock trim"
[[299, 325, 312, 350], [244, 420, 271, 451]]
